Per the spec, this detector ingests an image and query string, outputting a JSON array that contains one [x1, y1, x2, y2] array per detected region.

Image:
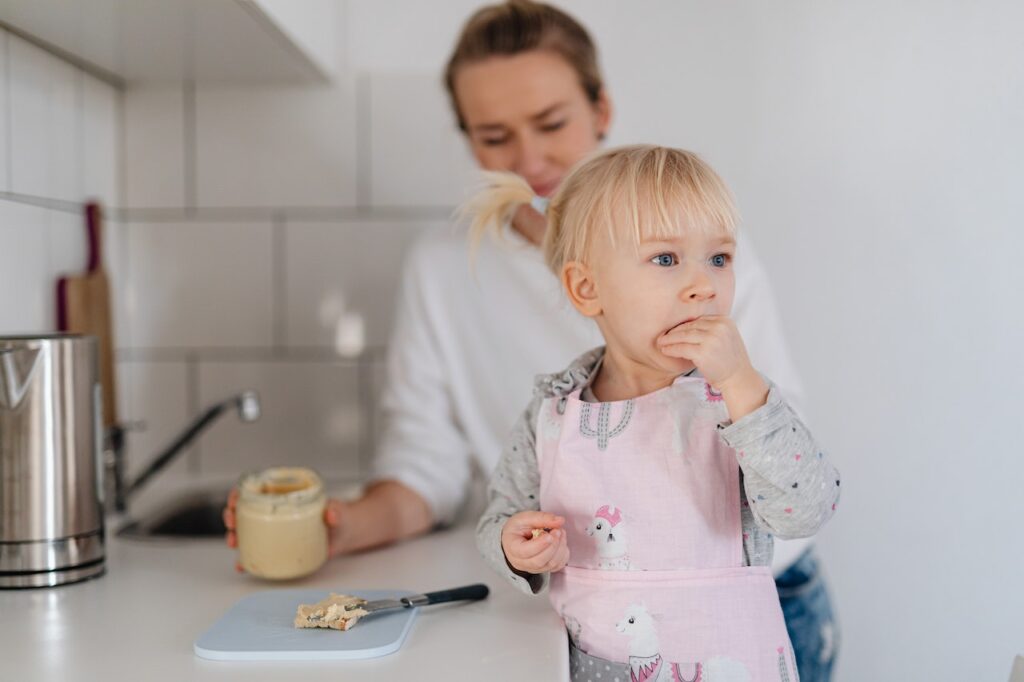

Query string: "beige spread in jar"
[[236, 467, 328, 580]]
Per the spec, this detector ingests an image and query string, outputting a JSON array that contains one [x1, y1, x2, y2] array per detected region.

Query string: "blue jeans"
[[776, 549, 839, 682]]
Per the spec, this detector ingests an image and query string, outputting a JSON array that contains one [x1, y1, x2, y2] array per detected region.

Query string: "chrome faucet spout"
[[113, 391, 261, 512]]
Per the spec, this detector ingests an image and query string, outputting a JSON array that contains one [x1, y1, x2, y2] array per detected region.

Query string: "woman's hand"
[[511, 204, 547, 245], [657, 315, 768, 420], [223, 489, 347, 572], [501, 511, 569, 575]]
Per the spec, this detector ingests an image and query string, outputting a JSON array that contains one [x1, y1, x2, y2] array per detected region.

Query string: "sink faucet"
[[108, 391, 261, 512]]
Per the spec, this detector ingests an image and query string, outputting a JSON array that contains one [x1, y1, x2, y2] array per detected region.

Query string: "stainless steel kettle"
[[0, 334, 105, 588]]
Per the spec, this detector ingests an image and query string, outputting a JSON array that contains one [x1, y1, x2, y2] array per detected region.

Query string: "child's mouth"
[[663, 316, 700, 336]]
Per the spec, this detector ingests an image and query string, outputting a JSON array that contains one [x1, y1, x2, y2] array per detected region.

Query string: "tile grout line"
[[113, 204, 457, 222], [272, 211, 287, 352], [4, 31, 11, 190], [0, 192, 85, 214], [183, 80, 197, 217], [116, 81, 127, 215], [356, 72, 371, 210], [76, 68, 84, 205], [115, 345, 386, 363], [186, 351, 201, 475]]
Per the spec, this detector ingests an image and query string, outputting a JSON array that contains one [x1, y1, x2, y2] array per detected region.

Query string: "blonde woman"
[[468, 143, 840, 681], [225, 2, 838, 678]]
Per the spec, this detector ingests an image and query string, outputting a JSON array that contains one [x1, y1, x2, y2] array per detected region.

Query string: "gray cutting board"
[[194, 589, 418, 661]]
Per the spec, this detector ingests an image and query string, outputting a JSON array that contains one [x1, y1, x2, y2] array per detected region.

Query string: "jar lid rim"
[[238, 466, 324, 503]]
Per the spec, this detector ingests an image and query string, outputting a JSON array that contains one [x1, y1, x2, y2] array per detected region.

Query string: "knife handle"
[[401, 583, 490, 607]]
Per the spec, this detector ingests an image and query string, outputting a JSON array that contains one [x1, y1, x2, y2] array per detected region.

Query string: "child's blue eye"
[[651, 253, 676, 267], [711, 253, 731, 267]]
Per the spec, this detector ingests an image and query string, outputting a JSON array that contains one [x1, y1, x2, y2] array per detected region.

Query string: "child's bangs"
[[631, 152, 737, 249], [546, 146, 739, 269]]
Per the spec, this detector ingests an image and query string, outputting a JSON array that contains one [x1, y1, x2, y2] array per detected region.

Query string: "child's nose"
[[679, 268, 716, 301]]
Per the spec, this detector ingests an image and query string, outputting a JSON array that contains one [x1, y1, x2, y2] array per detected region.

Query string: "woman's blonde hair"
[[444, 0, 603, 132], [465, 145, 740, 274]]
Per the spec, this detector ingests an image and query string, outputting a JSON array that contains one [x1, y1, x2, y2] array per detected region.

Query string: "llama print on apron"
[[586, 504, 630, 569], [535, 374, 798, 681]]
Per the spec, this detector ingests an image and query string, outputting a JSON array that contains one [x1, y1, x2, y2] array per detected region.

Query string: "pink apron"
[[537, 375, 798, 681]]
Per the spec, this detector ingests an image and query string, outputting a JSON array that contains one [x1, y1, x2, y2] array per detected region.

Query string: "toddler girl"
[[470, 145, 840, 681]]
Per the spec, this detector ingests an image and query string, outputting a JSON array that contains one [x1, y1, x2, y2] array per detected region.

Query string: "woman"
[[225, 2, 838, 678]]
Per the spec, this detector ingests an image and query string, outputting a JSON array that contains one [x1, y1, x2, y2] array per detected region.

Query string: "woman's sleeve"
[[732, 233, 807, 420], [370, 240, 473, 527], [475, 394, 546, 595]]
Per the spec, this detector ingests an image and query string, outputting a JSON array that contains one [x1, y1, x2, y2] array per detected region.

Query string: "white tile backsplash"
[[81, 75, 120, 208], [195, 359, 364, 478], [123, 88, 185, 207], [0, 201, 49, 334], [126, 221, 274, 348], [195, 84, 358, 207], [117, 359, 191, 481], [48, 209, 87, 279], [284, 220, 434, 348], [369, 73, 477, 207], [8, 35, 81, 202], [104, 220, 133, 349]]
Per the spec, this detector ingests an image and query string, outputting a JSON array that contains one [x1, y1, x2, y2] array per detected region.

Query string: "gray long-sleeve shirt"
[[476, 347, 841, 595]]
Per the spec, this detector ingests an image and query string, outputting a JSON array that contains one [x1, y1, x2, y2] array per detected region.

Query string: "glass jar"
[[235, 467, 328, 580]]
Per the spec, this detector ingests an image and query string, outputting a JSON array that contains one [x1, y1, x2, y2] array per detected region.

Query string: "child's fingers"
[[523, 533, 562, 569], [513, 529, 559, 561], [660, 341, 701, 359], [658, 326, 705, 347], [508, 511, 565, 536], [539, 531, 571, 572]]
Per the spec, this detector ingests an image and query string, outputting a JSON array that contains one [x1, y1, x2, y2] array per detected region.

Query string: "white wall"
[[738, 3, 1024, 679], [0, 30, 120, 338], [113, 1, 1023, 679]]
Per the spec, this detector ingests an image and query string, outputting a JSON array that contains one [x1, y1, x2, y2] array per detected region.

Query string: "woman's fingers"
[[223, 487, 239, 549], [323, 499, 344, 528]]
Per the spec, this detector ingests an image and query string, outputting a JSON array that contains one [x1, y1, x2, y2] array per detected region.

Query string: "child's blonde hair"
[[466, 144, 739, 274]]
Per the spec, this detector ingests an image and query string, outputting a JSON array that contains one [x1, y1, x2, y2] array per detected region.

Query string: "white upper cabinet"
[[0, 0, 341, 85]]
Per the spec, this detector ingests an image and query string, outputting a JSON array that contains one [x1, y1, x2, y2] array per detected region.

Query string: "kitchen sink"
[[117, 490, 228, 539]]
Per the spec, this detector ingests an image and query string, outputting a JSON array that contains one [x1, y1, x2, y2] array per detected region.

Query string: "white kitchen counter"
[[0, 489, 568, 681]]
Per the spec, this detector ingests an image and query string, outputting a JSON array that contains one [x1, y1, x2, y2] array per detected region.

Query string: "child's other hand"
[[501, 511, 570, 575]]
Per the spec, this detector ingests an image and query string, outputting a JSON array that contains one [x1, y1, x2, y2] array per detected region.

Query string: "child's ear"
[[562, 261, 602, 317]]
